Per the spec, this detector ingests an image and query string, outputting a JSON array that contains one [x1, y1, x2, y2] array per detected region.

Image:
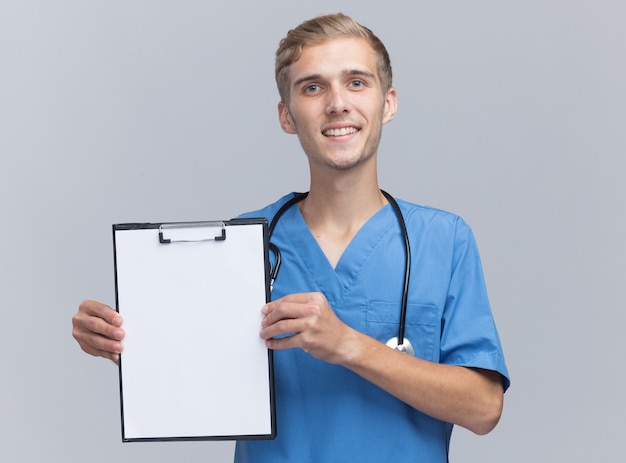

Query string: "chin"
[[330, 152, 374, 171]]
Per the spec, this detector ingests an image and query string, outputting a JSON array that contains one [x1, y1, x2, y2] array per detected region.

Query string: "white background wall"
[[1, 1, 624, 461]]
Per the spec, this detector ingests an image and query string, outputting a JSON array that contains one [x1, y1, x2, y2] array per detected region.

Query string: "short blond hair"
[[275, 13, 393, 104]]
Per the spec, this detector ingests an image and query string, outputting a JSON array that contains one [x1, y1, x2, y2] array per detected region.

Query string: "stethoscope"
[[268, 190, 415, 356]]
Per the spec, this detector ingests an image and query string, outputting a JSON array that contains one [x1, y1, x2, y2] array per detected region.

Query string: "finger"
[[73, 325, 124, 355], [75, 301, 125, 340], [262, 295, 322, 326], [266, 292, 323, 310], [264, 332, 301, 352], [79, 342, 121, 364], [263, 293, 311, 316], [79, 300, 123, 327], [73, 310, 125, 341], [260, 318, 303, 341]]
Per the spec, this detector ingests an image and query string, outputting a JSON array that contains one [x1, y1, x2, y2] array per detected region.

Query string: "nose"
[[326, 86, 349, 114]]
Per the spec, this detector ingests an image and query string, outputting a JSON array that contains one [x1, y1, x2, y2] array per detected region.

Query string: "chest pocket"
[[365, 302, 440, 362]]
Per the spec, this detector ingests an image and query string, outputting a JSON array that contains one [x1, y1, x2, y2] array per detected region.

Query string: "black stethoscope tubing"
[[267, 190, 412, 351]]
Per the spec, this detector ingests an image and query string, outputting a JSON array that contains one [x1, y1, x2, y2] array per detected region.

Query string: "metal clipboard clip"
[[158, 221, 227, 244]]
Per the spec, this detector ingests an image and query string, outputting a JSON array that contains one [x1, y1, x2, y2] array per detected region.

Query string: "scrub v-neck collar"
[[283, 202, 395, 303]]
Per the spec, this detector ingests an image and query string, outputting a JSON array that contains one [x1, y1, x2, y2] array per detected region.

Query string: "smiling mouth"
[[322, 127, 359, 137]]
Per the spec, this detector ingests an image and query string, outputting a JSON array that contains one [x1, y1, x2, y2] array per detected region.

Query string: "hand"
[[72, 300, 125, 364], [260, 292, 355, 364]]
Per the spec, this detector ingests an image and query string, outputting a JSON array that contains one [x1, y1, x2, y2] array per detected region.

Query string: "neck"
[[301, 167, 387, 232], [298, 178, 386, 269], [296, 159, 388, 268]]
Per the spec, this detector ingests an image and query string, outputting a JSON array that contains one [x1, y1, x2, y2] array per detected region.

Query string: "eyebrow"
[[292, 68, 377, 89]]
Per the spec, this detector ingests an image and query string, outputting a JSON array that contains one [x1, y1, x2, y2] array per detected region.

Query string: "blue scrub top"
[[235, 193, 510, 463]]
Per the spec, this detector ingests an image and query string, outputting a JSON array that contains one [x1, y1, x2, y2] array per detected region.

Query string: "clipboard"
[[112, 218, 276, 442]]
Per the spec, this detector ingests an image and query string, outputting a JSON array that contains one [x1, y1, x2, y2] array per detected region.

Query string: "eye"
[[304, 84, 320, 93], [349, 80, 365, 88]]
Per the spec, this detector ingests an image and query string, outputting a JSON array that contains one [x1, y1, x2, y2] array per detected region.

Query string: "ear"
[[278, 101, 297, 134], [382, 87, 398, 125]]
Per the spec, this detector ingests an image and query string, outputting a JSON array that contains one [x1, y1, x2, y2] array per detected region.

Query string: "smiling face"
[[278, 37, 397, 175]]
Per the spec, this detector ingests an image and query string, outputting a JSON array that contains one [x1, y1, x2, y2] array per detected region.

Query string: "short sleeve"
[[440, 217, 510, 391]]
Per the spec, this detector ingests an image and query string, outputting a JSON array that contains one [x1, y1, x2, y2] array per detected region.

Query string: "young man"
[[73, 13, 509, 462]]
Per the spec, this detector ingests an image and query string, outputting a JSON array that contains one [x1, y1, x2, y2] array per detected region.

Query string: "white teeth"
[[323, 127, 358, 137]]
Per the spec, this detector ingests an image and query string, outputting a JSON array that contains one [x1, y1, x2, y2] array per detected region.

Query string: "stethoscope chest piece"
[[386, 337, 414, 356]]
